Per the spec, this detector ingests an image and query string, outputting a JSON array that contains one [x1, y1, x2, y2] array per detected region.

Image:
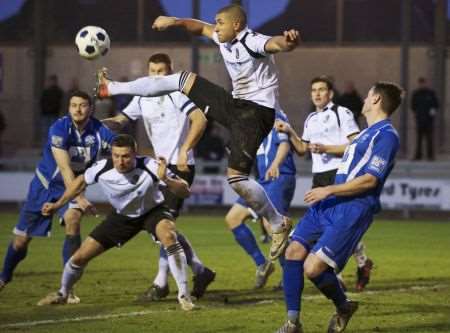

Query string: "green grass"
[[0, 213, 449, 332]]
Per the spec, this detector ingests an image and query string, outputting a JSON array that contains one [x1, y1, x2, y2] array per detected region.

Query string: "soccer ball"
[[75, 26, 110, 60]]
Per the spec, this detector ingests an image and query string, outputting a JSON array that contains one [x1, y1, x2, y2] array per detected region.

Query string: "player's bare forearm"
[[289, 134, 307, 156], [102, 115, 128, 132], [323, 144, 347, 156], [153, 16, 214, 38], [271, 142, 291, 167], [52, 147, 76, 189], [328, 174, 378, 196], [265, 29, 300, 53], [304, 174, 378, 204], [181, 109, 207, 153], [54, 175, 88, 209], [164, 177, 191, 199]]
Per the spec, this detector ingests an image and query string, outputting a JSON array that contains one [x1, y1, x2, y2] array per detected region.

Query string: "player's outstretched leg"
[[0, 236, 30, 292], [353, 241, 373, 292], [227, 173, 292, 261], [38, 237, 104, 306], [225, 204, 274, 289], [95, 68, 190, 99], [156, 219, 194, 311]]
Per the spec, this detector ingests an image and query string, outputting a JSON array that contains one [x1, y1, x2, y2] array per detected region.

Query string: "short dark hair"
[[68, 90, 92, 106], [111, 134, 137, 152], [148, 53, 172, 67], [372, 81, 403, 116], [310, 76, 334, 91], [217, 4, 247, 27]]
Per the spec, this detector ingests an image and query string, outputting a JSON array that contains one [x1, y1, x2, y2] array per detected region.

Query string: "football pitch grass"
[[0, 212, 449, 333]]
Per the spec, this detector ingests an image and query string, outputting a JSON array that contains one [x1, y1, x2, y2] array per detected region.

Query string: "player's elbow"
[[364, 175, 378, 190]]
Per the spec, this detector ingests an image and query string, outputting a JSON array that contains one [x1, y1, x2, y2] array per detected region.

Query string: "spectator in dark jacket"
[[411, 77, 439, 161]]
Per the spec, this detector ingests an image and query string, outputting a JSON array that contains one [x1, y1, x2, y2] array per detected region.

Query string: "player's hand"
[[265, 165, 280, 181], [275, 119, 292, 134], [76, 196, 98, 216], [152, 16, 177, 31], [176, 148, 189, 172], [41, 202, 57, 216], [309, 143, 326, 154], [304, 187, 331, 205], [283, 29, 300, 49], [157, 157, 168, 181]]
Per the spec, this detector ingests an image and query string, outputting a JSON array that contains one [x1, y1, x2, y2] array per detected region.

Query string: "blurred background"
[[0, 0, 449, 215]]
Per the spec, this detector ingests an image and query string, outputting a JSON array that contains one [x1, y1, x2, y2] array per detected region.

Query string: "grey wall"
[[0, 45, 448, 158]]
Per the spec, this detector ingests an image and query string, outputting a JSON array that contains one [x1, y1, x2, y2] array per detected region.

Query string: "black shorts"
[[161, 164, 195, 218], [188, 75, 275, 174], [312, 169, 338, 188], [89, 205, 175, 250]]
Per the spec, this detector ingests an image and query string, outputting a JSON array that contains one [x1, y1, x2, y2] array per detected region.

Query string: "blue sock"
[[1, 243, 28, 283], [62, 235, 81, 266], [283, 260, 304, 323], [232, 223, 266, 267], [310, 267, 348, 309]]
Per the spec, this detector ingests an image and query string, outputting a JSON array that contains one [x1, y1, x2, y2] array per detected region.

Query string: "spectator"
[[411, 77, 439, 161], [40, 75, 64, 139], [337, 81, 364, 124]]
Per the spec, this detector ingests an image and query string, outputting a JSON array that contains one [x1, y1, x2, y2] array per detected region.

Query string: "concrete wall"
[[0, 45, 448, 157]]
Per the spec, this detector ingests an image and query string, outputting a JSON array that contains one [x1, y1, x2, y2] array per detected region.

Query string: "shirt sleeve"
[[84, 159, 108, 185], [173, 93, 197, 116], [301, 118, 310, 143], [49, 121, 69, 150], [363, 131, 399, 182], [121, 96, 143, 121], [275, 112, 289, 143], [244, 31, 271, 56], [339, 107, 360, 137]]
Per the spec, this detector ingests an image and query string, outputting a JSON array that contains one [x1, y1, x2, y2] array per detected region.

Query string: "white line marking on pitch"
[[1, 284, 447, 329]]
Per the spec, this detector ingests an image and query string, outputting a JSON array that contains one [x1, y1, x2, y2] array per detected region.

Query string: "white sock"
[[108, 71, 190, 97], [153, 246, 169, 287], [59, 258, 84, 297], [353, 241, 368, 268], [166, 242, 189, 297], [228, 176, 284, 231]]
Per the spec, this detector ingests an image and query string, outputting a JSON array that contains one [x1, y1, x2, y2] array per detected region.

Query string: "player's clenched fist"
[[152, 16, 177, 31]]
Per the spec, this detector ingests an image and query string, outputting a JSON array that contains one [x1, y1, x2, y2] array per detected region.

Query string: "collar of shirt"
[[69, 116, 95, 137], [317, 101, 334, 112], [368, 118, 391, 131], [228, 26, 250, 46]]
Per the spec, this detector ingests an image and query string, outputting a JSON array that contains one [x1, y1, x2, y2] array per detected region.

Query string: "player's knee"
[[304, 261, 323, 279], [225, 212, 241, 230], [63, 209, 82, 235], [156, 220, 177, 246], [285, 241, 308, 261], [13, 235, 31, 250]]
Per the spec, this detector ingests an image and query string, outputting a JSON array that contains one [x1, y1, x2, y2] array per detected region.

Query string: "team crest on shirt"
[[368, 155, 387, 173], [323, 115, 330, 123], [85, 135, 96, 146], [235, 48, 240, 59], [51, 135, 63, 147]]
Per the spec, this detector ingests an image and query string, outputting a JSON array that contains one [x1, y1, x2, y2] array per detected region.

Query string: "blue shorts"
[[236, 174, 296, 215], [291, 197, 373, 271], [14, 176, 69, 237]]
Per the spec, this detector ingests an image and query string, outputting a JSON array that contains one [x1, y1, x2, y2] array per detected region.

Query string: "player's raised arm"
[[264, 29, 300, 53], [41, 175, 88, 216], [152, 16, 214, 39]]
